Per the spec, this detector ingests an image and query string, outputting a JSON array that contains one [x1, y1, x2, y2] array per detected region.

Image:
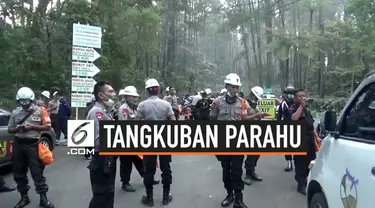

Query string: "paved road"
[[0, 146, 307, 208]]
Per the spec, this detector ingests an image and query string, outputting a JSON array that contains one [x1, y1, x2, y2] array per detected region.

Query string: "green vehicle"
[[0, 108, 56, 168]]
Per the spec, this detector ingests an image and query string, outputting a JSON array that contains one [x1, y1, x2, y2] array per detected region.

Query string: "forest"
[[0, 0, 374, 112]]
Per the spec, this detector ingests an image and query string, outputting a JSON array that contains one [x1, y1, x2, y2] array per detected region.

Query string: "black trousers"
[[88, 155, 117, 208], [119, 156, 144, 183], [143, 155, 172, 192], [285, 155, 293, 161], [294, 144, 316, 186], [50, 114, 59, 133], [218, 155, 244, 193], [244, 155, 260, 175], [12, 138, 48, 194]]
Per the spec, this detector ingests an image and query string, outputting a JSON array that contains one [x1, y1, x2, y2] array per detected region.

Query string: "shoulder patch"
[[211, 101, 217, 109], [122, 108, 129, 116], [96, 111, 104, 120]]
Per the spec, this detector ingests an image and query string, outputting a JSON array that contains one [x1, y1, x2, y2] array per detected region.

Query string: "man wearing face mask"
[[285, 88, 317, 195], [86, 81, 117, 208], [8, 87, 54, 208], [118, 86, 161, 192], [277, 86, 295, 172], [136, 78, 176, 207], [210, 73, 260, 208], [243, 86, 265, 186]]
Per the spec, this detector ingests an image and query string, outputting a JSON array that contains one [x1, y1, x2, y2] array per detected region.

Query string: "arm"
[[243, 101, 263, 120], [209, 99, 219, 120], [166, 104, 176, 120], [135, 102, 145, 120], [7, 111, 19, 134], [118, 105, 128, 121], [291, 105, 304, 121]]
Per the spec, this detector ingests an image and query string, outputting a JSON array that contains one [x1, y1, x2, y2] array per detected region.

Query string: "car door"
[[0, 111, 14, 167], [323, 82, 375, 208]]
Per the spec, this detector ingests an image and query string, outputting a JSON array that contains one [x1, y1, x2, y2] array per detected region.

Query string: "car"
[[307, 70, 375, 208], [0, 108, 56, 168]]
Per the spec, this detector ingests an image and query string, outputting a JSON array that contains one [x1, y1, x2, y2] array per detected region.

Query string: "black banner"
[[98, 120, 307, 155]]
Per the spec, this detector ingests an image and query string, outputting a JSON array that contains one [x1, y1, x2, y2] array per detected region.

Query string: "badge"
[[96, 111, 104, 120], [31, 116, 41, 122], [122, 108, 129, 116]]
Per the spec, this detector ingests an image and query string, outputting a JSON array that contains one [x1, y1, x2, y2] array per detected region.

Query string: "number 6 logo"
[[71, 122, 90, 145]]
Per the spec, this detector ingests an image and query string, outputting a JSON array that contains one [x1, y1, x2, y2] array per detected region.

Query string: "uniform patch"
[[211, 102, 217, 109], [122, 108, 129, 116], [96, 111, 104, 120]]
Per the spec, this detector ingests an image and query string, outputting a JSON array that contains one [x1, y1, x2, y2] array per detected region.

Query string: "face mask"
[[226, 91, 236, 98], [19, 100, 32, 110], [100, 93, 115, 107]]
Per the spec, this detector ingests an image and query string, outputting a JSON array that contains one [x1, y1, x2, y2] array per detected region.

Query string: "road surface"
[[0, 145, 307, 208]]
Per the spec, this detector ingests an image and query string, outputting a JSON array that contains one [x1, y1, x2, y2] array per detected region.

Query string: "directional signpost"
[[71, 23, 102, 117]]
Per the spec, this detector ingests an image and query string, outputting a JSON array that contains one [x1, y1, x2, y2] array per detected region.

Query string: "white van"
[[307, 71, 375, 208]]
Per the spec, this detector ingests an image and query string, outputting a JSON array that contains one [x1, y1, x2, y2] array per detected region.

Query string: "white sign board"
[[71, 77, 96, 92], [72, 62, 100, 77], [71, 93, 92, 108], [72, 46, 100, 62], [73, 24, 102, 48]]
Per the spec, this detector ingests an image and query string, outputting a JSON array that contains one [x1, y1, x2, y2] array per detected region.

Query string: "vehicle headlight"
[[308, 160, 315, 170]]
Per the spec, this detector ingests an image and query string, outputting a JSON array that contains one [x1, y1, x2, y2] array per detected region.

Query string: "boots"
[[14, 193, 30, 208], [243, 175, 252, 185], [39, 193, 54, 208], [284, 160, 293, 172], [122, 183, 136, 192], [141, 190, 154, 207], [233, 192, 247, 208], [297, 183, 306, 195], [221, 189, 234, 207], [249, 171, 263, 181], [162, 188, 173, 205]]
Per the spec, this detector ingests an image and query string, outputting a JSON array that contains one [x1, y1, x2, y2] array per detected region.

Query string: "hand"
[[23, 125, 34, 132], [16, 125, 25, 132], [300, 100, 306, 107], [255, 112, 264, 118]]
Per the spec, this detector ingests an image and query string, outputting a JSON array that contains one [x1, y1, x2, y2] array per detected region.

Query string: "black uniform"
[[195, 97, 211, 120], [285, 104, 316, 193]]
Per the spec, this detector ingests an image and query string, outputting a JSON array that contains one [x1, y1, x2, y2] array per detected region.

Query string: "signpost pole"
[[71, 22, 102, 120]]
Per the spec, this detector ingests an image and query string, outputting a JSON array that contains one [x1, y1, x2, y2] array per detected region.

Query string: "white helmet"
[[41, 91, 50, 99], [118, 89, 125, 96], [205, 88, 212, 94], [220, 88, 227, 94], [224, 73, 242, 86], [16, 87, 35, 101], [145, 78, 159, 89], [123, 86, 139, 96], [53, 91, 58, 96], [166, 87, 170, 92], [251, 86, 264, 99]]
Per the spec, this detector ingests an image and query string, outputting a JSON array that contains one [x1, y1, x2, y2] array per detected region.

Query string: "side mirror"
[[323, 110, 337, 132]]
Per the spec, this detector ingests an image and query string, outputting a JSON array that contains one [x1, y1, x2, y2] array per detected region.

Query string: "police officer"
[[35, 91, 50, 107], [164, 87, 179, 120], [8, 87, 54, 208], [118, 86, 160, 191], [136, 78, 175, 206], [277, 86, 295, 172], [86, 81, 117, 208], [243, 86, 265, 186], [285, 88, 316, 195], [210, 73, 255, 208], [195, 89, 211, 120], [0, 144, 15, 193], [83, 94, 96, 160]]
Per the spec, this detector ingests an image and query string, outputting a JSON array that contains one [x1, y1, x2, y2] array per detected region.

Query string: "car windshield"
[[0, 113, 10, 126]]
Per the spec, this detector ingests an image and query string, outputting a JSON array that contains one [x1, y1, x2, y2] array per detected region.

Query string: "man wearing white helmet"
[[118, 86, 160, 192], [243, 86, 266, 186], [209, 73, 260, 208], [35, 91, 50, 108], [8, 87, 54, 208], [136, 78, 175, 206], [163, 87, 170, 100]]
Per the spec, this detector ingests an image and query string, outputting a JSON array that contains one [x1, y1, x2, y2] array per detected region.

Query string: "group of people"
[[0, 72, 318, 208]]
